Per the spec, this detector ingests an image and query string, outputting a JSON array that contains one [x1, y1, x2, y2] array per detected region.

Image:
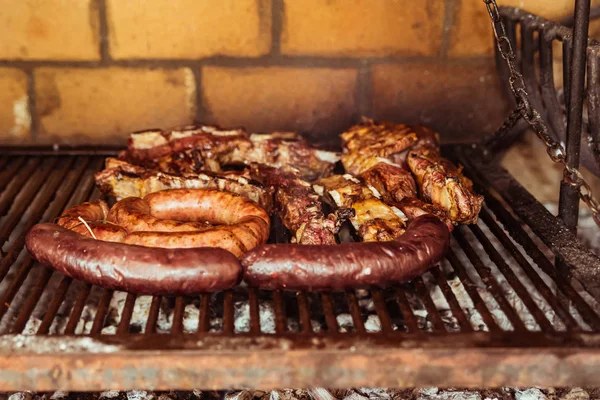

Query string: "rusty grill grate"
[[0, 147, 600, 391]]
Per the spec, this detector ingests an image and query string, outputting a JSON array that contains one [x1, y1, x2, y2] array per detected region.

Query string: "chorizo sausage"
[[108, 189, 271, 257], [26, 223, 241, 294], [241, 215, 449, 291], [56, 200, 128, 242]]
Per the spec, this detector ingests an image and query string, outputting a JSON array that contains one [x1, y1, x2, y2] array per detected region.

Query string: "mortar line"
[[26, 68, 39, 141], [97, 0, 111, 63], [193, 64, 204, 124], [440, 0, 459, 59], [270, 0, 283, 55], [0, 55, 493, 70], [356, 62, 372, 119]]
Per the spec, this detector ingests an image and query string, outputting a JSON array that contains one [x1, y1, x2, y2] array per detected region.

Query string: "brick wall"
[[0, 0, 592, 146]]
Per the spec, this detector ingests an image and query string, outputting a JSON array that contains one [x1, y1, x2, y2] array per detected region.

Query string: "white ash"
[[364, 315, 381, 332], [416, 390, 482, 400], [560, 388, 590, 400], [336, 314, 354, 333], [99, 390, 121, 399], [515, 388, 548, 400], [342, 394, 368, 400], [8, 393, 32, 400], [355, 388, 390, 399], [49, 391, 69, 400], [127, 390, 154, 400], [234, 301, 277, 334], [21, 317, 41, 335]]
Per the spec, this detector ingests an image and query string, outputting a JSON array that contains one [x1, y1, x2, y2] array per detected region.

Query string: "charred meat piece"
[[94, 158, 271, 210], [314, 174, 406, 242], [123, 125, 339, 181], [359, 159, 417, 203], [394, 197, 454, 232], [340, 119, 428, 202], [124, 125, 251, 164], [252, 165, 339, 245], [407, 145, 483, 224]]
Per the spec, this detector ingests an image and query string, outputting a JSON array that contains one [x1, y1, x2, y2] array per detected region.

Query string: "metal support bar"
[[558, 0, 591, 231]]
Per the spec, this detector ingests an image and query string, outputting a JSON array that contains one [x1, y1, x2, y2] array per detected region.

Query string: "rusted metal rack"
[[0, 149, 599, 391]]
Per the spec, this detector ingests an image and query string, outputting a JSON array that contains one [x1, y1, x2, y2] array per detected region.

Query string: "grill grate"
[[0, 148, 600, 390]]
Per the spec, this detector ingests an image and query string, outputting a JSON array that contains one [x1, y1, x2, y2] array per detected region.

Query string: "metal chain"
[[483, 0, 600, 227]]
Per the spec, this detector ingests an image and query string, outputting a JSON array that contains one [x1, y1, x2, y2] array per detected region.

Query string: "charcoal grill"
[[2, 0, 600, 393]]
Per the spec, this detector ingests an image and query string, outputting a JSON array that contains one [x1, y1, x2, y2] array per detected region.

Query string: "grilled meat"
[[252, 165, 340, 245], [124, 125, 251, 164], [314, 174, 406, 242], [123, 125, 340, 180], [407, 145, 483, 224], [340, 120, 424, 202], [94, 158, 271, 210], [358, 160, 417, 203], [341, 119, 481, 224], [394, 197, 454, 232]]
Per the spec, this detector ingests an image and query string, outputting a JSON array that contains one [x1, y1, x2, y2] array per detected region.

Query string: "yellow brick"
[[0, 68, 30, 142], [371, 61, 509, 142], [450, 0, 600, 57], [35, 68, 196, 144], [107, 0, 271, 59], [0, 0, 99, 60], [202, 67, 357, 138], [281, 0, 444, 57]]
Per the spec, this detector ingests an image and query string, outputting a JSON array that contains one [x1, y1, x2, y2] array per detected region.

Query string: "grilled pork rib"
[[341, 119, 482, 225], [340, 119, 419, 203], [314, 174, 406, 242], [251, 165, 340, 245], [94, 158, 272, 210], [407, 144, 483, 224], [122, 125, 340, 181]]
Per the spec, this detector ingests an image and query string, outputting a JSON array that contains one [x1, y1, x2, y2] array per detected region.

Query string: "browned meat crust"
[[94, 158, 272, 210], [407, 144, 483, 224], [252, 165, 340, 245]]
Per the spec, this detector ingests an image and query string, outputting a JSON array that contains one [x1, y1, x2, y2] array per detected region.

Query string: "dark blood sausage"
[[241, 215, 449, 291], [26, 223, 242, 295]]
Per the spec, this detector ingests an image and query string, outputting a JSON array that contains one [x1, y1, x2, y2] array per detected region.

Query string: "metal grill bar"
[[445, 249, 501, 332], [9, 268, 53, 334], [171, 296, 186, 334], [117, 293, 138, 335], [370, 289, 393, 333], [430, 266, 473, 331], [64, 283, 91, 335], [37, 276, 72, 335], [477, 208, 581, 332], [197, 294, 210, 333], [0, 156, 25, 191], [90, 289, 114, 334], [393, 288, 420, 333], [453, 232, 528, 332], [475, 183, 600, 330], [346, 290, 366, 334], [0, 259, 35, 323], [145, 296, 162, 334], [297, 292, 313, 333], [223, 291, 234, 334], [321, 292, 338, 332], [272, 290, 287, 333], [248, 288, 261, 334], [412, 279, 446, 332], [467, 224, 556, 331], [0, 157, 54, 246]]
